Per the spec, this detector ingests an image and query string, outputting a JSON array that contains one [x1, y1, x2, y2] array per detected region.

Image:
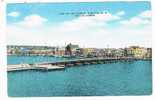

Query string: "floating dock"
[[7, 57, 151, 72], [7, 64, 65, 72]]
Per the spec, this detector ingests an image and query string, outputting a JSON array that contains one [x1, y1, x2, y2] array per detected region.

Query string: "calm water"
[[7, 56, 152, 97]]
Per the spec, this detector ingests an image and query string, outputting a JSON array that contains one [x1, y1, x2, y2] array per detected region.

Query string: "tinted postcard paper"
[[7, 2, 152, 97]]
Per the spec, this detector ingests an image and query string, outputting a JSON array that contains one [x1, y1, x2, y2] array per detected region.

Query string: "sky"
[[7, 2, 152, 48]]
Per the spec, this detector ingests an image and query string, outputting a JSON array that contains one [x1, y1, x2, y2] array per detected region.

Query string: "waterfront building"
[[103, 48, 115, 57], [129, 46, 147, 58], [146, 48, 152, 58], [29, 49, 54, 56], [65, 43, 80, 56], [114, 48, 125, 57], [80, 48, 96, 57], [7, 45, 152, 58], [20, 48, 31, 56], [95, 49, 104, 57], [7, 45, 56, 56], [57, 47, 66, 57], [124, 47, 134, 57]]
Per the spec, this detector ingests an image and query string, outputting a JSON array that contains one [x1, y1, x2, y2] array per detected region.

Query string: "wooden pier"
[[7, 57, 151, 72]]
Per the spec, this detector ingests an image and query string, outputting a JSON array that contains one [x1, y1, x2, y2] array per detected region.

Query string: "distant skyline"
[[7, 2, 152, 48]]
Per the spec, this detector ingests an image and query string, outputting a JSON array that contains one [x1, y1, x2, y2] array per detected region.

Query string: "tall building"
[[65, 43, 80, 56]]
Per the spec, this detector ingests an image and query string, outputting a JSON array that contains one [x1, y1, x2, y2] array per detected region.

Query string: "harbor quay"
[[7, 43, 152, 72], [7, 44, 152, 59], [7, 57, 151, 72]]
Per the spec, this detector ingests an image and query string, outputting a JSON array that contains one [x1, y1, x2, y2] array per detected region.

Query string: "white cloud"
[[139, 10, 151, 18], [116, 11, 125, 16], [120, 10, 151, 28], [8, 11, 20, 17], [120, 17, 151, 27], [7, 12, 151, 48], [16, 14, 47, 28]]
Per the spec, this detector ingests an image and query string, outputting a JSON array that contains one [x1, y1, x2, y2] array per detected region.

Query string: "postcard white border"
[[0, 0, 154, 100]]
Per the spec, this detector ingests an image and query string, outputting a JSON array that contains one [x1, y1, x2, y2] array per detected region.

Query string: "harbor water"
[[7, 56, 152, 96]]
